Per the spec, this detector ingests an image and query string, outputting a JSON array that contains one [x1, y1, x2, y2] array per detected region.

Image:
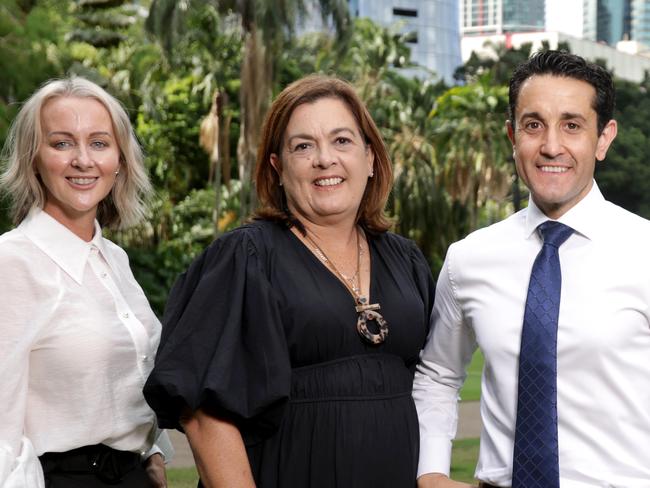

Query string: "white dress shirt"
[[414, 183, 650, 487], [0, 209, 173, 488]]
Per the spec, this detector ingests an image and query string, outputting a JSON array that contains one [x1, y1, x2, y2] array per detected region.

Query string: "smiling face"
[[270, 97, 374, 227], [507, 74, 617, 219], [36, 96, 120, 235]]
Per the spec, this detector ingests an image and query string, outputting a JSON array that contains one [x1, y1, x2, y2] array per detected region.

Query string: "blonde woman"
[[0, 77, 172, 487]]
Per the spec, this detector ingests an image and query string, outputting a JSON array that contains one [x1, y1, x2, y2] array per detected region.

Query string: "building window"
[[393, 7, 418, 17], [405, 30, 418, 44]]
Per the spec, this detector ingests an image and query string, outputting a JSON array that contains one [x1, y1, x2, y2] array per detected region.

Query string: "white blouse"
[[0, 209, 173, 487]]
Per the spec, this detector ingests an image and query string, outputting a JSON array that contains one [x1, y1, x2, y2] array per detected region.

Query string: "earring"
[[369, 170, 374, 178], [115, 170, 119, 176]]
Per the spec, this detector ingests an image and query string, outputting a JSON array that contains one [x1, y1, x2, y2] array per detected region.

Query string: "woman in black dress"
[[144, 75, 434, 487]]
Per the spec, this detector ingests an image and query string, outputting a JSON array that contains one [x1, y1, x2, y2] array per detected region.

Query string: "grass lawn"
[[450, 437, 480, 483], [166, 439, 481, 487], [459, 349, 484, 402], [167, 466, 199, 488]]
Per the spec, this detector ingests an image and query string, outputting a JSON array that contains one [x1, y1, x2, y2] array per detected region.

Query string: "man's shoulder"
[[452, 209, 526, 253], [602, 200, 650, 237]]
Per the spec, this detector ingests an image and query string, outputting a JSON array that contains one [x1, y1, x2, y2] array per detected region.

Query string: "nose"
[[71, 145, 94, 169], [540, 126, 564, 158], [315, 143, 337, 168]]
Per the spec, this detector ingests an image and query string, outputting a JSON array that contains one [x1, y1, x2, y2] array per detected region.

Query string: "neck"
[[299, 218, 358, 249], [42, 205, 96, 242]]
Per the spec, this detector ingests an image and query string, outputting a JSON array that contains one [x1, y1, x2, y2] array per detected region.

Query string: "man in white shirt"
[[414, 50, 650, 488]]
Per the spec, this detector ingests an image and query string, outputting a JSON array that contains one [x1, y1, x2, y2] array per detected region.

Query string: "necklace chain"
[[305, 227, 364, 301], [303, 226, 388, 345]]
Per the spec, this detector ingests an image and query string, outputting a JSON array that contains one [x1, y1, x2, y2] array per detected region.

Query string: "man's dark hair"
[[508, 50, 615, 135]]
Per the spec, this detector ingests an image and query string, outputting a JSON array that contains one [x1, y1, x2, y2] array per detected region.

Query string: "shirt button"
[[101, 272, 108, 278], [122, 312, 130, 319]]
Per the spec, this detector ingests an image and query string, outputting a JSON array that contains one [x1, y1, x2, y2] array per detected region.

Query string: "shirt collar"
[[18, 208, 105, 285], [524, 180, 606, 241]]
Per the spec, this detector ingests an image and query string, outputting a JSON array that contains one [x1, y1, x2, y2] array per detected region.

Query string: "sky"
[[545, 0, 584, 38]]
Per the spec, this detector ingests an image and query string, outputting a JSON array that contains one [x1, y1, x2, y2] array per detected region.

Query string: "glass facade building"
[[583, 0, 632, 45], [352, 0, 462, 83], [461, 0, 545, 36]]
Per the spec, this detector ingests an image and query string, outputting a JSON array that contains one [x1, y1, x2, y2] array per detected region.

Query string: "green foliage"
[[596, 77, 650, 218], [111, 182, 242, 315], [136, 75, 209, 196]]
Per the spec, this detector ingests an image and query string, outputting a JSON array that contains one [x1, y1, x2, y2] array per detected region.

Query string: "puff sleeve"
[[143, 226, 291, 444]]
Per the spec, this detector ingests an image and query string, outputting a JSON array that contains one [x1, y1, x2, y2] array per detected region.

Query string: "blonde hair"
[[0, 76, 151, 229]]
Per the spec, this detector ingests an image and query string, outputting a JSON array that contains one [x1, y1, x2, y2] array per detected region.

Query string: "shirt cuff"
[[141, 429, 175, 464], [417, 435, 453, 478]]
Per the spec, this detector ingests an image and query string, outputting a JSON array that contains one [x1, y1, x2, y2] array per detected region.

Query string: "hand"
[[417, 473, 476, 488], [144, 453, 167, 488]]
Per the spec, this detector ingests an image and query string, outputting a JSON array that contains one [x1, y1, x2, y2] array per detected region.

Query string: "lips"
[[67, 177, 98, 186], [314, 177, 344, 187], [538, 166, 569, 173]]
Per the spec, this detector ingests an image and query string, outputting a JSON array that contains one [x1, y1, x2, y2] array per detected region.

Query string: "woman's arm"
[[182, 409, 255, 488]]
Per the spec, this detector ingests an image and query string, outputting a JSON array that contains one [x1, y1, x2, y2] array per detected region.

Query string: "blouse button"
[[142, 355, 149, 361], [122, 312, 130, 319], [101, 272, 108, 278]]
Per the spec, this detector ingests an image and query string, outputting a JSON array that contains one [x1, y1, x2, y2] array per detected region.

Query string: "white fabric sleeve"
[[412, 244, 477, 477], [0, 438, 45, 488], [0, 250, 45, 487], [141, 429, 175, 463]]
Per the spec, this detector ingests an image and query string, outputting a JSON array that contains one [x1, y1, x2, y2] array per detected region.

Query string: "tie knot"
[[538, 221, 574, 248]]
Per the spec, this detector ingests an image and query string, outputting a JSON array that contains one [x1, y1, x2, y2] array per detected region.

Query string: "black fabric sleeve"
[[143, 226, 291, 444]]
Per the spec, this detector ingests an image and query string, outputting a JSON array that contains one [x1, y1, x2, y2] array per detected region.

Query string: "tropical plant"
[[145, 0, 350, 222], [431, 74, 513, 229]]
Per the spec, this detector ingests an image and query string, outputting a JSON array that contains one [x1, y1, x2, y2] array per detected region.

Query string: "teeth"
[[315, 177, 343, 187], [540, 166, 568, 173], [68, 177, 97, 185]]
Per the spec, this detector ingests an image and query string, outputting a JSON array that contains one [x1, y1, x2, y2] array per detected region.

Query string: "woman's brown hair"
[[255, 74, 393, 233]]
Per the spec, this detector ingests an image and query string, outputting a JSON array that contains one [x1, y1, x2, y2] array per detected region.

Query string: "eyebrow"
[[286, 127, 356, 145], [519, 111, 587, 122], [46, 130, 114, 138]]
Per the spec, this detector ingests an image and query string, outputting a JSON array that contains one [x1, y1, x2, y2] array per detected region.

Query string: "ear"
[[365, 145, 375, 176], [595, 119, 618, 162], [270, 153, 282, 182], [506, 120, 516, 146]]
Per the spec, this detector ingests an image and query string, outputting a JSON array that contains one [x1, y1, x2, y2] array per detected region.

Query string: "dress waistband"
[[290, 353, 414, 402]]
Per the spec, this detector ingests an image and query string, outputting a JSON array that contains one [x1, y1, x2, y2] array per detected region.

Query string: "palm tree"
[[431, 74, 513, 229], [146, 0, 350, 221]]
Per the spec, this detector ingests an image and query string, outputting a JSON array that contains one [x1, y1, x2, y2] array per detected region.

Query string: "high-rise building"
[[351, 0, 462, 83], [460, 0, 545, 36], [301, 1, 462, 83], [630, 0, 650, 46], [583, 0, 631, 45]]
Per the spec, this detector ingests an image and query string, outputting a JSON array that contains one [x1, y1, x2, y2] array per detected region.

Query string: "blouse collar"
[[18, 208, 106, 285]]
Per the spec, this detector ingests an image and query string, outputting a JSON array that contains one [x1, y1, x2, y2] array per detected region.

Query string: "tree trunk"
[[237, 23, 272, 223]]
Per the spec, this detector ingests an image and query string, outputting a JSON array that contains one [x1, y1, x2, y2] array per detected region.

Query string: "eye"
[[524, 121, 542, 131], [565, 122, 580, 131], [91, 140, 109, 149], [334, 136, 352, 145], [52, 140, 72, 149], [291, 142, 312, 153]]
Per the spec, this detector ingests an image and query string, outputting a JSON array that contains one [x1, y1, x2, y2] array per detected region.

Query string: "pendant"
[[355, 299, 388, 345]]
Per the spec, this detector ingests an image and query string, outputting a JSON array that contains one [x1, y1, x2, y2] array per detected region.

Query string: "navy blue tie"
[[512, 221, 574, 488]]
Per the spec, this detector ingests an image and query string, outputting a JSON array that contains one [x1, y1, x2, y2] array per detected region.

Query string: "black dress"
[[144, 219, 434, 488]]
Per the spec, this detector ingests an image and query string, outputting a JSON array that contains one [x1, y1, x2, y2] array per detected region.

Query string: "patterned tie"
[[512, 221, 574, 488]]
